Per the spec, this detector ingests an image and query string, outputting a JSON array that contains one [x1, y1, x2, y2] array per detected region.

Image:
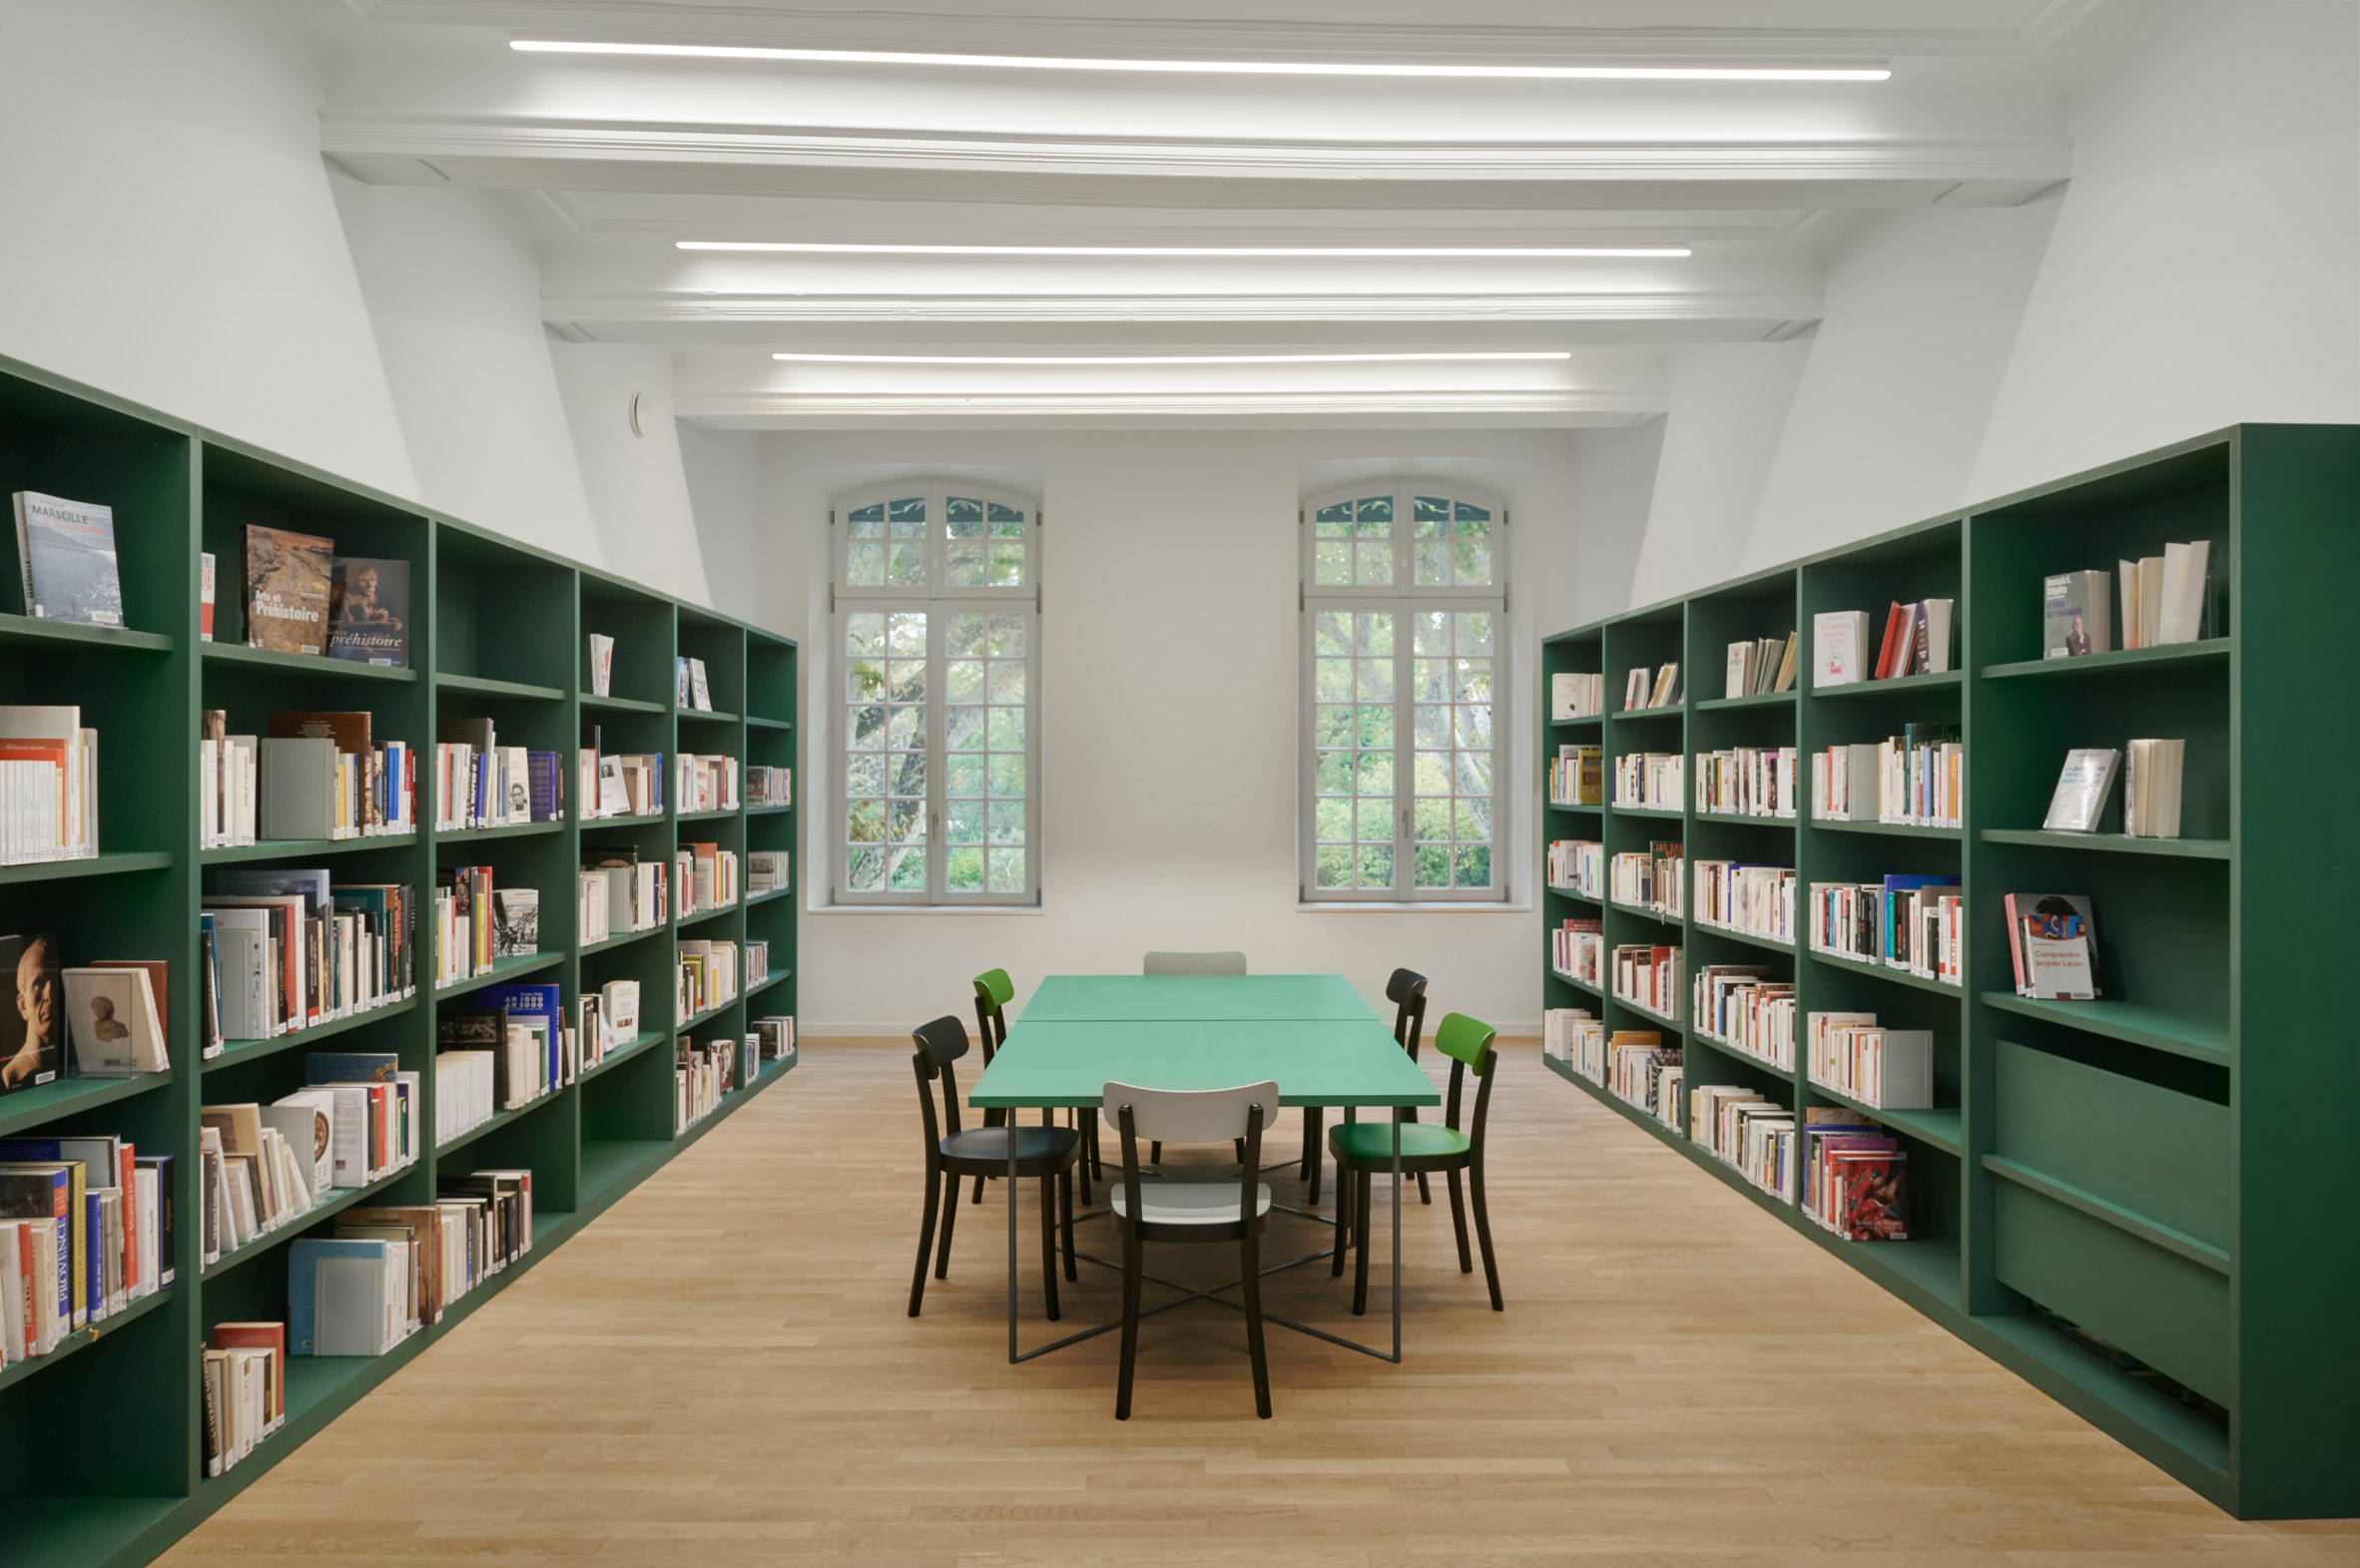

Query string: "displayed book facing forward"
[[2043, 570, 2112, 659], [2043, 749, 2120, 833], [2005, 892, 2101, 1000], [326, 557, 408, 667], [244, 525, 333, 657], [13, 491, 124, 627], [1550, 671, 1604, 720]]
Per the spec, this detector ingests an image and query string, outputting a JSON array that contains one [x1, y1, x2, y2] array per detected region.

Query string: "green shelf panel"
[[434, 671, 563, 702], [1980, 991, 2230, 1065], [1982, 1153, 2230, 1274], [0, 613, 174, 653], [434, 951, 564, 994], [676, 807, 737, 822], [745, 715, 794, 731], [744, 969, 793, 1003], [1693, 811, 1796, 829], [0, 1284, 174, 1396], [1547, 969, 1603, 1000], [203, 643, 417, 682], [1808, 950, 1968, 1003], [577, 923, 667, 957], [676, 708, 739, 724], [577, 1029, 668, 1084], [1691, 919, 1797, 957], [1980, 828, 2230, 860], [1613, 993, 1682, 1032], [0, 850, 173, 885], [1812, 669, 1963, 699], [580, 692, 666, 714], [747, 803, 792, 816], [579, 1138, 671, 1206], [1693, 690, 1797, 712], [1810, 816, 1963, 841], [201, 833, 417, 864], [677, 996, 739, 1033], [1545, 799, 1603, 814], [0, 1067, 172, 1137], [200, 1162, 417, 1281], [1805, 1080, 1965, 1155], [1980, 639, 2232, 682], [207, 995, 419, 1074], [1610, 705, 1685, 721], [1610, 804, 1684, 820], [436, 819, 564, 843], [745, 886, 793, 907], [1547, 714, 1604, 729], [1608, 898, 1680, 927], [677, 901, 740, 929], [1544, 883, 1600, 903]]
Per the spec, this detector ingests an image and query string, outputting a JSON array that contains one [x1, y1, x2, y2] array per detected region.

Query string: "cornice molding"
[[543, 289, 1824, 324], [323, 111, 2071, 187]]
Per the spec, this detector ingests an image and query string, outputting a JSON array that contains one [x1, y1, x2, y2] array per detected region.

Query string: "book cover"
[[304, 1052, 400, 1086], [1813, 611, 1867, 688], [0, 934, 63, 1094], [326, 558, 408, 667], [244, 525, 333, 656], [200, 552, 216, 642], [587, 633, 614, 697], [135, 1154, 175, 1285], [61, 967, 167, 1076], [490, 889, 539, 958], [2043, 571, 2111, 659], [1838, 1151, 1910, 1241], [2042, 749, 2120, 833], [2009, 893, 2103, 997], [13, 491, 124, 627]]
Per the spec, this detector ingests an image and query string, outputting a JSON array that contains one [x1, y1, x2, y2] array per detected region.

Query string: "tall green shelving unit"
[[1539, 425, 2360, 1520], [0, 352, 801, 1567]]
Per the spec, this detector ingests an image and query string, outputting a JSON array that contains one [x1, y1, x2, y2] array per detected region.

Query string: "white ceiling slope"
[[322, 0, 2122, 426]]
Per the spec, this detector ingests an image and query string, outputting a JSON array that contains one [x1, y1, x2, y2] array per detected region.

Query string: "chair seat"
[[1329, 1121, 1472, 1167], [941, 1125, 1080, 1167], [1110, 1179, 1272, 1225]]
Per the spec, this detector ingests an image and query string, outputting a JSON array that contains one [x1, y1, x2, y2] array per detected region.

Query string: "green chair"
[[973, 968, 1100, 1206], [1329, 1011, 1502, 1315]]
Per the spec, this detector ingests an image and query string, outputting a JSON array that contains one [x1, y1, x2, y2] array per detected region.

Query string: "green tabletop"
[[969, 1019, 1439, 1109], [1019, 973, 1377, 1023]]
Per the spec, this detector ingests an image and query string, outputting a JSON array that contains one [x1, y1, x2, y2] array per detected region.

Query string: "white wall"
[[1627, 344, 1811, 606], [0, 0, 415, 496], [551, 342, 717, 604], [1568, 421, 1664, 625], [756, 427, 1582, 1033]]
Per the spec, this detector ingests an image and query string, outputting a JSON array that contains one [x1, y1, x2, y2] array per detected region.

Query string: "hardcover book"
[[326, 558, 408, 667], [490, 888, 539, 958], [0, 934, 63, 1095], [13, 491, 124, 626], [244, 525, 333, 656], [2043, 570, 2111, 659]]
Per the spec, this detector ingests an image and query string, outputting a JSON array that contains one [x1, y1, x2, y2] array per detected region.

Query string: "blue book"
[[288, 1238, 392, 1355], [84, 1190, 105, 1319], [477, 985, 562, 1094], [305, 1052, 399, 1085], [528, 752, 560, 822]]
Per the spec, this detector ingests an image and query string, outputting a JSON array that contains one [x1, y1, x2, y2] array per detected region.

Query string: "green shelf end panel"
[[1540, 423, 2360, 1520], [0, 348, 800, 1568]]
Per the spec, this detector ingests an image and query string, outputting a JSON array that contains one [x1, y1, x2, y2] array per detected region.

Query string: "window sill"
[[816, 903, 1044, 916], [1296, 901, 1532, 914]]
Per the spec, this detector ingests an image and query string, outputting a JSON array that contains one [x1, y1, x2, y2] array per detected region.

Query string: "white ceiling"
[[323, 0, 2140, 425]]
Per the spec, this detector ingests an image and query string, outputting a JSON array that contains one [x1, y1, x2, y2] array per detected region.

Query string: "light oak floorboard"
[[157, 1040, 2359, 1566]]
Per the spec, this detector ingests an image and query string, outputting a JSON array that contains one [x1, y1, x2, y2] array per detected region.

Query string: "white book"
[[2028, 932, 2096, 1000], [313, 1253, 389, 1356], [2164, 539, 2210, 644], [2043, 749, 2120, 833], [588, 633, 614, 697], [1813, 611, 1868, 688], [2137, 555, 2165, 653], [2118, 558, 2140, 649]]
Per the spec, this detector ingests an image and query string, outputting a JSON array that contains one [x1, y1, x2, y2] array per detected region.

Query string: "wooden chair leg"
[[1445, 1166, 1474, 1274], [1240, 1229, 1272, 1419], [908, 1162, 941, 1316], [933, 1168, 959, 1280], [1352, 1169, 1373, 1316], [1059, 1165, 1078, 1283], [1472, 1157, 1503, 1311], [1303, 1107, 1323, 1203], [1330, 1156, 1351, 1277], [1038, 1174, 1061, 1321], [1116, 1230, 1143, 1419]]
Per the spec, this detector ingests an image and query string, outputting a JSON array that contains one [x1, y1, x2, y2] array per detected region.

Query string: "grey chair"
[[1142, 950, 1247, 976], [1104, 1078, 1278, 1420]]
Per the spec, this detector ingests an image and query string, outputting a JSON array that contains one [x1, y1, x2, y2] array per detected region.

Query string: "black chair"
[[1303, 967, 1429, 1206], [907, 1015, 1080, 1319], [1105, 1078, 1278, 1420]]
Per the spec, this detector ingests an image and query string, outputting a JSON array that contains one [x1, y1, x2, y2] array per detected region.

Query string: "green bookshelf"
[[0, 350, 801, 1567], [1539, 424, 2360, 1519]]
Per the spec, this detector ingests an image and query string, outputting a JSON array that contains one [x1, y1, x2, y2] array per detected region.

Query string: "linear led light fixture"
[[687, 241, 1691, 259], [512, 40, 1889, 82], [771, 351, 1573, 364]]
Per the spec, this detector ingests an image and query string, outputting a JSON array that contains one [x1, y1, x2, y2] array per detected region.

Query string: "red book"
[[1839, 1151, 1910, 1241], [1872, 602, 1905, 680], [212, 1321, 285, 1423]]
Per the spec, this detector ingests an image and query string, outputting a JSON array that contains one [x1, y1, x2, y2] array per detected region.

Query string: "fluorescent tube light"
[[771, 351, 1573, 364], [513, 40, 1889, 82], [685, 242, 1691, 259]]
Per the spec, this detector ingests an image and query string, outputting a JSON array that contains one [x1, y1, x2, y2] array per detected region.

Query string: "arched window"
[[832, 481, 1039, 904], [1301, 483, 1505, 902]]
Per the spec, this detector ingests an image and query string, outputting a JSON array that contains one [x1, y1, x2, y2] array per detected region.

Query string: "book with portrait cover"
[[244, 526, 333, 656], [0, 933, 63, 1095], [326, 558, 409, 668], [14, 492, 124, 627]]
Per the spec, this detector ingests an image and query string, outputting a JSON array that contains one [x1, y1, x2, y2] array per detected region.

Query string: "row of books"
[[203, 1321, 284, 1475], [1606, 1033, 1680, 1123], [1548, 672, 1604, 720], [436, 720, 564, 831], [434, 982, 585, 1142], [749, 766, 792, 807], [1545, 838, 1602, 895], [2003, 892, 2101, 1000], [1610, 842, 1681, 913], [1723, 634, 1798, 699], [679, 753, 739, 812], [748, 849, 789, 895], [1695, 746, 1797, 819], [682, 842, 739, 914], [587, 745, 667, 819], [1801, 1116, 1910, 1242], [676, 1019, 796, 1136], [1612, 942, 1681, 1022], [1692, 858, 1794, 945], [202, 711, 418, 845], [1813, 600, 1954, 687], [1807, 876, 1964, 986], [2043, 742, 2187, 839], [287, 1170, 531, 1358], [1692, 965, 1794, 1069], [1613, 751, 1683, 810], [0, 936, 168, 1090], [0, 705, 97, 865], [1807, 1012, 1933, 1111], [1691, 1084, 1793, 1200], [1550, 916, 1602, 987], [433, 866, 537, 985], [1547, 745, 1602, 805], [1623, 663, 1680, 711], [678, 939, 744, 1022], [1809, 729, 1963, 828], [201, 1060, 423, 1271], [0, 1134, 170, 1361], [1540, 1006, 1605, 1079], [677, 656, 716, 711], [2042, 540, 2214, 658], [580, 841, 671, 945], [205, 874, 417, 1044]]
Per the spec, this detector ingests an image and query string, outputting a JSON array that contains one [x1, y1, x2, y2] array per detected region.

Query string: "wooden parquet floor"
[[158, 1040, 2360, 1567]]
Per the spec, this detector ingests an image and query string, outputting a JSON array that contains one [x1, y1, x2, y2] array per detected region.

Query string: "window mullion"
[[925, 611, 947, 901], [1394, 613, 1414, 899]]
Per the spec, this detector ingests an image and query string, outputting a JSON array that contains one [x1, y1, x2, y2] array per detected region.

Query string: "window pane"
[[1414, 751, 1451, 794], [849, 800, 884, 843], [1313, 611, 1351, 657], [1414, 844, 1451, 888], [1454, 844, 1491, 889], [887, 496, 926, 535], [888, 847, 927, 889], [946, 541, 985, 587], [1356, 659, 1393, 703], [847, 612, 885, 657], [1355, 612, 1393, 657], [944, 496, 984, 537], [847, 542, 885, 585], [888, 659, 926, 703], [1413, 705, 1450, 748], [987, 614, 1025, 657], [1413, 659, 1448, 703], [1413, 496, 1451, 535], [887, 612, 926, 652], [945, 707, 983, 751], [888, 541, 925, 586], [889, 752, 926, 800], [1415, 540, 1450, 586], [945, 613, 985, 656], [988, 798, 1025, 844], [1317, 844, 1352, 888], [986, 706, 1024, 750], [886, 707, 922, 748], [1455, 751, 1492, 796], [1315, 502, 1352, 535], [1356, 752, 1392, 795], [1455, 541, 1491, 585], [946, 800, 983, 843], [1314, 705, 1353, 748], [1315, 541, 1351, 585], [1413, 610, 1451, 655], [986, 663, 1026, 704], [848, 704, 885, 749], [1413, 796, 1450, 841], [1455, 797, 1492, 842], [1357, 844, 1394, 888], [1355, 705, 1393, 750], [850, 845, 886, 890], [1316, 658, 1352, 703], [1317, 797, 1351, 841], [887, 794, 925, 842], [1354, 541, 1392, 586], [1355, 798, 1392, 839], [845, 753, 884, 796], [944, 660, 983, 703], [1455, 657, 1489, 703], [848, 502, 885, 537], [987, 501, 1023, 533], [946, 754, 984, 796], [947, 847, 984, 890], [1454, 501, 1490, 533], [847, 659, 885, 702], [986, 848, 1025, 891], [988, 755, 1024, 796], [1355, 496, 1393, 533], [1456, 611, 1492, 656]]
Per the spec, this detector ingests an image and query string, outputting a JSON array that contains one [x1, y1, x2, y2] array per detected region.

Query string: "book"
[[2042, 749, 2120, 833], [244, 525, 332, 656], [1550, 672, 1603, 720], [689, 658, 713, 712], [13, 491, 124, 627], [490, 888, 539, 959], [2004, 893, 2102, 998], [200, 552, 216, 641], [0, 934, 63, 1094], [588, 633, 614, 697], [2043, 570, 2111, 659], [1911, 598, 1953, 675], [0, 705, 97, 862], [325, 558, 409, 667], [60, 966, 167, 1076], [2124, 737, 2187, 838], [1813, 611, 1868, 688]]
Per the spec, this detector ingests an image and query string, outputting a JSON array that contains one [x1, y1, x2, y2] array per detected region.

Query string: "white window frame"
[[1300, 481, 1508, 904], [832, 480, 1042, 906]]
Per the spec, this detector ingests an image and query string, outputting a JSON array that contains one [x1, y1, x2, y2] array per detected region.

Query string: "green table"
[[969, 975, 1436, 1367], [1017, 973, 1378, 1023]]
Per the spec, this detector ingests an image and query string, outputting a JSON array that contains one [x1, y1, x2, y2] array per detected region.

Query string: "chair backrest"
[[1432, 1012, 1500, 1144], [971, 968, 1014, 1058], [1100, 1080, 1279, 1144], [910, 1015, 971, 1151], [1386, 967, 1430, 1059], [1142, 950, 1247, 976]]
